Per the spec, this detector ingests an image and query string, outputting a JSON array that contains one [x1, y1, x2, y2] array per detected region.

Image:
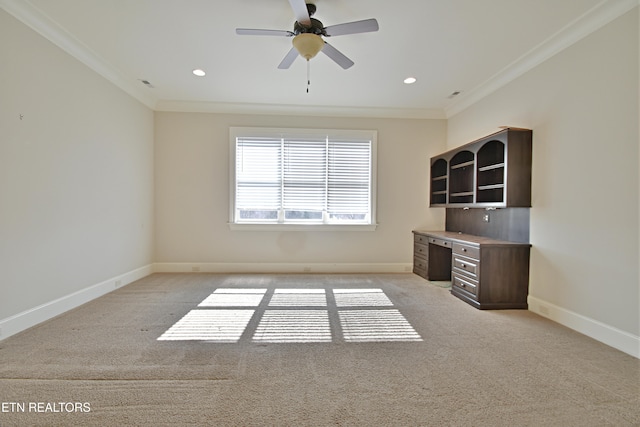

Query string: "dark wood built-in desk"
[[413, 230, 531, 309]]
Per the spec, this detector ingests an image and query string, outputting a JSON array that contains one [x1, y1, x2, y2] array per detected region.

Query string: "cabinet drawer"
[[452, 242, 479, 259], [452, 273, 478, 297], [428, 237, 451, 248], [453, 255, 479, 279], [414, 234, 429, 245], [414, 242, 428, 260], [413, 256, 428, 273]]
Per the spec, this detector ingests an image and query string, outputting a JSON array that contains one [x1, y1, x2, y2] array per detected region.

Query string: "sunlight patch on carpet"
[[157, 309, 254, 342], [253, 310, 332, 343], [334, 288, 394, 307], [339, 309, 423, 342], [158, 287, 423, 344], [198, 288, 267, 307], [268, 289, 327, 307]]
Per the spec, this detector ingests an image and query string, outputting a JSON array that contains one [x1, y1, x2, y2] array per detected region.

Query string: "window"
[[230, 127, 377, 230]]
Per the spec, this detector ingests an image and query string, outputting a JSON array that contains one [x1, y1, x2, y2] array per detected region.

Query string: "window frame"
[[229, 127, 377, 231]]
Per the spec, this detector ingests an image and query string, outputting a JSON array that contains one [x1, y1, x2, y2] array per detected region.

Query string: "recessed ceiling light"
[[192, 69, 206, 77], [404, 77, 417, 84]]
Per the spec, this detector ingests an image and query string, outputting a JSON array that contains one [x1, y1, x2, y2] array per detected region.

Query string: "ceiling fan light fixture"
[[292, 33, 324, 60]]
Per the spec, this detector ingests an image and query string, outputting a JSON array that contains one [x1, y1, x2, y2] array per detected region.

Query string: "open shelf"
[[430, 158, 448, 206], [476, 139, 506, 204], [478, 163, 505, 172], [477, 184, 504, 191], [449, 195, 474, 204], [451, 160, 475, 170], [448, 151, 474, 205]]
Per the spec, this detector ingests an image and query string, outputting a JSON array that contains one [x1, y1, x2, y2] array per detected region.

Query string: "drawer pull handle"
[[462, 248, 467, 252], [460, 282, 465, 287], [461, 264, 466, 268]]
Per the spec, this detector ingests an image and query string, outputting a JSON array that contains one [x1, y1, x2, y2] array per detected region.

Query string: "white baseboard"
[[0, 265, 153, 341], [153, 262, 413, 274], [528, 295, 640, 359]]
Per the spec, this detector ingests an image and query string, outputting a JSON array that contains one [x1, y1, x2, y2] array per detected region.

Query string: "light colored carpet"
[[0, 273, 638, 426]]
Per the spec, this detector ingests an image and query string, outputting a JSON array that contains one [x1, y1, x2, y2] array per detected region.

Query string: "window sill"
[[228, 223, 378, 232]]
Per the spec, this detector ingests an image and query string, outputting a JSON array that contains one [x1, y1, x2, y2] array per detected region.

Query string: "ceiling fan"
[[236, 0, 379, 70]]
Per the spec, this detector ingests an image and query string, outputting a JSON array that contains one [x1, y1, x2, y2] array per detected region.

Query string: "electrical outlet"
[[483, 214, 490, 222]]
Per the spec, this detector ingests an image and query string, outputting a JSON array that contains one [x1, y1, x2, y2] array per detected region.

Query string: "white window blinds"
[[235, 137, 281, 220], [327, 139, 371, 221], [283, 138, 326, 219], [233, 129, 375, 225]]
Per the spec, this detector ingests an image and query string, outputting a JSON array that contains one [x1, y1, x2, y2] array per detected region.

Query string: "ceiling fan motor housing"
[[294, 18, 325, 35]]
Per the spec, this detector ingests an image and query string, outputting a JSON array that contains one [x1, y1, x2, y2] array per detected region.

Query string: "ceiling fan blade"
[[323, 18, 379, 37], [278, 47, 299, 69], [236, 28, 294, 37], [288, 0, 311, 25], [321, 42, 354, 69]]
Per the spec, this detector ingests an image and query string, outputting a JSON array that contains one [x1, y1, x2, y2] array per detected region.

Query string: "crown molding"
[[0, 0, 158, 110], [444, 0, 640, 118]]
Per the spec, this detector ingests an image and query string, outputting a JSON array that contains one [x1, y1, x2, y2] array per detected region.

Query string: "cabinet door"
[[503, 130, 532, 207]]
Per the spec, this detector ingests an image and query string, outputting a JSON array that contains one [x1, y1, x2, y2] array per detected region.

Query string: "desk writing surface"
[[412, 230, 531, 247]]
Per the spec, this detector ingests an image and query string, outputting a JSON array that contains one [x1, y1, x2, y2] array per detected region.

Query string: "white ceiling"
[[3, 0, 636, 118]]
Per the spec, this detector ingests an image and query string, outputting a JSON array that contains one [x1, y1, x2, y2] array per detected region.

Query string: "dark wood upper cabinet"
[[430, 128, 532, 208]]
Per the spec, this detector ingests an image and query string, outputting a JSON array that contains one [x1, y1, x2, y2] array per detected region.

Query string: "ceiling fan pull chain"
[[306, 60, 310, 93]]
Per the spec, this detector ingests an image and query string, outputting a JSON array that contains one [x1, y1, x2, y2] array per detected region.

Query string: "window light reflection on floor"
[[253, 310, 332, 343], [198, 288, 267, 307], [268, 289, 327, 307], [157, 309, 254, 342], [157, 287, 423, 344], [334, 288, 394, 307], [339, 309, 423, 342]]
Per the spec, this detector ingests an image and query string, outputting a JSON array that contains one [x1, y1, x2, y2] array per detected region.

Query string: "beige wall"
[[154, 112, 446, 268], [0, 9, 154, 321], [447, 10, 639, 338]]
